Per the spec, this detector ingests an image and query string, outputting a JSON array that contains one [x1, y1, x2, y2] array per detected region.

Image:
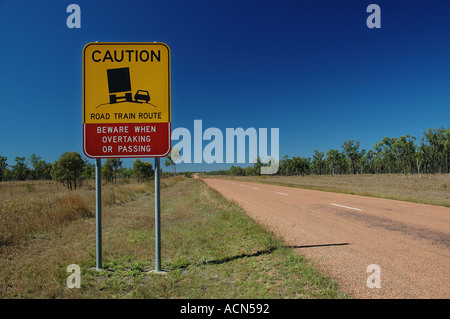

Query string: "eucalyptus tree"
[[51, 152, 85, 190]]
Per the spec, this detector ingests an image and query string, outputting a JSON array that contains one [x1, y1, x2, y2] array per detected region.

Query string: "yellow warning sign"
[[83, 42, 170, 124]]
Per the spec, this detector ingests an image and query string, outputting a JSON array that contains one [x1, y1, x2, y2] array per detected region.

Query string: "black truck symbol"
[[97, 67, 156, 108]]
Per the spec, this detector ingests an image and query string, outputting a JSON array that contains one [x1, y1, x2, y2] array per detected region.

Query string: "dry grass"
[[209, 174, 450, 207], [0, 177, 347, 299], [0, 179, 153, 247], [0, 178, 157, 298], [0, 188, 89, 246]]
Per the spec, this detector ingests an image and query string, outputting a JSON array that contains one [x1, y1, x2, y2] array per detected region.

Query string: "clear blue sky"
[[1, 0, 450, 171]]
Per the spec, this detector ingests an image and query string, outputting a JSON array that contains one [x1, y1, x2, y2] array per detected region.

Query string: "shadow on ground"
[[169, 243, 351, 270]]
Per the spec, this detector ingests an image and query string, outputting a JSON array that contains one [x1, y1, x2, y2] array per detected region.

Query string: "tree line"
[[204, 126, 450, 176], [0, 152, 157, 190], [1, 126, 448, 187]]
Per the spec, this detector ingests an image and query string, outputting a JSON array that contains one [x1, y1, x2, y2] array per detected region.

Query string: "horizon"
[[1, 0, 450, 171]]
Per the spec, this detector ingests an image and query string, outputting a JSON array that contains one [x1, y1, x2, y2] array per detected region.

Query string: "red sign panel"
[[83, 122, 171, 158]]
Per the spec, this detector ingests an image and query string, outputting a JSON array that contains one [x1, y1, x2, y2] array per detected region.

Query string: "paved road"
[[202, 178, 450, 299]]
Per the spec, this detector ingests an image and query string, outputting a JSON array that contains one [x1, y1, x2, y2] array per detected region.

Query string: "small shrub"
[[25, 184, 35, 193]]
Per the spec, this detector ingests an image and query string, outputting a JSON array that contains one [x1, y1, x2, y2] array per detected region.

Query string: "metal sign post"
[[154, 157, 161, 272], [83, 41, 171, 274], [95, 158, 102, 270]]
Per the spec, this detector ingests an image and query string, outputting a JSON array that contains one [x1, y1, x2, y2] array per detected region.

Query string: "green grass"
[[0, 177, 349, 299]]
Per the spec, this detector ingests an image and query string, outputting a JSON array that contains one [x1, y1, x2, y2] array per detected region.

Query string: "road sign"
[[83, 42, 171, 158]]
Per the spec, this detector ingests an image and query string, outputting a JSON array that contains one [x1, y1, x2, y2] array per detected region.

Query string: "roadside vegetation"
[[0, 153, 156, 188], [204, 126, 450, 176], [0, 177, 348, 299], [2, 126, 449, 188], [0, 179, 149, 247]]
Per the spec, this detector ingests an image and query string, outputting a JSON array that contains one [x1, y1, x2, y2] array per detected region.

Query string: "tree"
[[101, 158, 122, 184], [291, 156, 310, 175], [110, 158, 122, 184], [102, 159, 114, 184], [252, 156, 271, 176], [51, 152, 85, 190], [420, 127, 448, 174], [375, 138, 389, 173], [165, 154, 177, 175], [3, 167, 13, 181], [444, 128, 450, 174], [29, 154, 41, 180], [133, 159, 154, 181], [12, 157, 29, 181], [82, 160, 95, 180], [0, 156, 7, 182], [278, 155, 291, 175], [311, 150, 324, 175], [29, 154, 52, 180], [229, 165, 245, 176], [357, 149, 367, 174], [42, 162, 53, 180], [341, 140, 363, 174], [245, 165, 257, 176], [391, 135, 416, 174], [326, 149, 346, 175], [118, 167, 134, 179]]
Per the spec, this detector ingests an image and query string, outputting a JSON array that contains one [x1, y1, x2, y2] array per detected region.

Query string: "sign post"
[[95, 158, 102, 270], [83, 42, 171, 272], [154, 157, 161, 272]]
